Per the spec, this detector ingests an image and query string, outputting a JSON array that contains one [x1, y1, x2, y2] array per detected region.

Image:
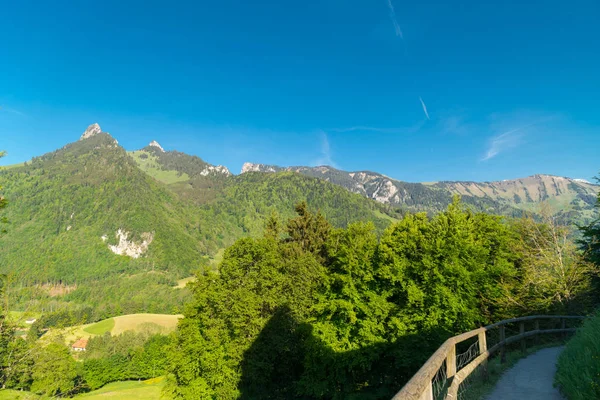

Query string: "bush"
[[555, 313, 600, 399]]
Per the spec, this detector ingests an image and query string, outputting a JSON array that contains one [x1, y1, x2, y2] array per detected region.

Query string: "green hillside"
[[0, 133, 206, 281], [0, 133, 208, 314], [0, 127, 395, 315]]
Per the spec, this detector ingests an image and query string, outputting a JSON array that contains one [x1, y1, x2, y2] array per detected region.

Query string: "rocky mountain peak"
[[149, 140, 165, 152], [241, 162, 260, 173], [80, 123, 103, 140], [241, 162, 281, 174], [573, 178, 591, 184]]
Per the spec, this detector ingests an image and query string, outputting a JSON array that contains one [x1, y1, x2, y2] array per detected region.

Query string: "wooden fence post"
[[446, 343, 456, 381], [534, 320, 540, 346], [499, 325, 506, 364], [419, 380, 433, 400], [561, 318, 567, 341], [478, 331, 488, 380]]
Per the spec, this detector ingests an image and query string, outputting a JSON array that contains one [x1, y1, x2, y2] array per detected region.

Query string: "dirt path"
[[485, 346, 565, 400]]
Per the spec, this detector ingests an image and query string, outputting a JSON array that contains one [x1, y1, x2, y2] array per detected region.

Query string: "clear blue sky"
[[1, 0, 599, 182]]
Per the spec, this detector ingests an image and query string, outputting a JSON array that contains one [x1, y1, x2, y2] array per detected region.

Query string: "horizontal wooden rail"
[[392, 315, 585, 400]]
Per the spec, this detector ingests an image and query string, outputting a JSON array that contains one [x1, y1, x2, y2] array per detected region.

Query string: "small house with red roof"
[[71, 338, 88, 352]]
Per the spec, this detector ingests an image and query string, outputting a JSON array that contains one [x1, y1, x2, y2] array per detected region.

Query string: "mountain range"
[[240, 163, 598, 224], [0, 123, 597, 315]]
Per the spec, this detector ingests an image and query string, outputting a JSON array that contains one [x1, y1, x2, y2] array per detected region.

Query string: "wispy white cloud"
[[313, 131, 338, 168], [0, 106, 26, 117], [386, 0, 403, 39], [481, 123, 535, 161], [419, 97, 430, 120], [437, 115, 473, 136]]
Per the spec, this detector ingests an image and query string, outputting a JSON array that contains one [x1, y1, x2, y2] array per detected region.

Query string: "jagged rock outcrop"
[[108, 229, 154, 258], [200, 165, 230, 176], [241, 162, 282, 174], [149, 141, 165, 152], [80, 123, 102, 140]]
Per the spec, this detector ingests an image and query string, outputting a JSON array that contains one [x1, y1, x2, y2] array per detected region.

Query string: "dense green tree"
[[377, 197, 518, 334], [83, 353, 129, 390], [285, 201, 331, 261], [167, 200, 527, 399], [31, 343, 79, 396], [580, 175, 600, 266], [130, 334, 170, 378], [166, 205, 328, 399], [80, 330, 171, 390], [263, 211, 282, 240], [298, 199, 521, 398], [503, 209, 598, 314], [299, 222, 394, 398], [3, 338, 34, 390]]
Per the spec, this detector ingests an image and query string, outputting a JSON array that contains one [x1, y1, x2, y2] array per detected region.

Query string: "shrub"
[[555, 313, 600, 399]]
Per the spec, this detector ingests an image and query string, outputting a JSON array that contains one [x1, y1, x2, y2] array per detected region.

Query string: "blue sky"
[[1, 0, 599, 182]]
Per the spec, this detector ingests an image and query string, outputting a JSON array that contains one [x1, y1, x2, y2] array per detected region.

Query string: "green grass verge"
[[555, 313, 600, 400], [83, 318, 115, 335]]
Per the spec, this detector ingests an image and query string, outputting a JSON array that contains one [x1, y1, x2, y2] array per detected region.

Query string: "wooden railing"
[[392, 315, 585, 400]]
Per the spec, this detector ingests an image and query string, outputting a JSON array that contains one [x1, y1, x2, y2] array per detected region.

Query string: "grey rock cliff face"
[[149, 141, 165, 152], [80, 123, 102, 140]]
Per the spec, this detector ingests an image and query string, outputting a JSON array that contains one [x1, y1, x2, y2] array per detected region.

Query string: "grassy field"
[[0, 390, 39, 399], [0, 378, 167, 400], [42, 313, 183, 345], [175, 276, 196, 288], [129, 151, 190, 185], [83, 318, 115, 335], [41, 322, 97, 345], [373, 209, 399, 223], [8, 311, 41, 328], [75, 377, 167, 399], [112, 313, 182, 335]]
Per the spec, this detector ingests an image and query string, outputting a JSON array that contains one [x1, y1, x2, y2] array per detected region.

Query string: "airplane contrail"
[[386, 0, 404, 39], [419, 97, 430, 120]]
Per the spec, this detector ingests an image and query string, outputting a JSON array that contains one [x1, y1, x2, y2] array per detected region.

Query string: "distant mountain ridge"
[[240, 163, 599, 224]]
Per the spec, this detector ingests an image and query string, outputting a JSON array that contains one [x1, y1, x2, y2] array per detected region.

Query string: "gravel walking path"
[[485, 346, 565, 400]]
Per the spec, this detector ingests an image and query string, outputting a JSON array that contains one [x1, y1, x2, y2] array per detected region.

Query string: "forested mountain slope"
[[0, 125, 394, 314], [0, 131, 206, 283], [0, 128, 208, 314]]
